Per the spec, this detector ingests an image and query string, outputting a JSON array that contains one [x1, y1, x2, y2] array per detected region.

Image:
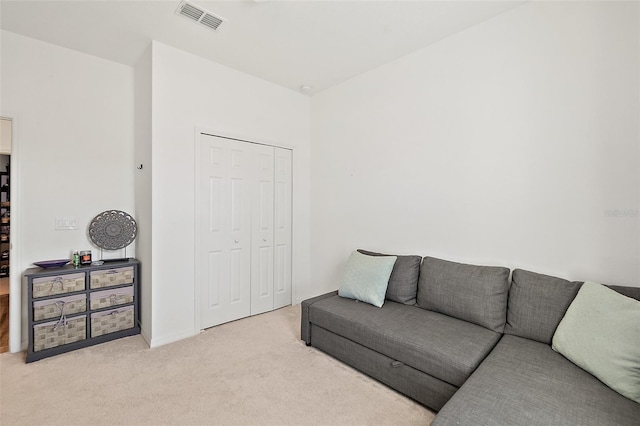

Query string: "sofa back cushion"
[[358, 249, 422, 305], [505, 269, 640, 345], [609, 285, 640, 301], [505, 269, 582, 344], [416, 257, 510, 333]]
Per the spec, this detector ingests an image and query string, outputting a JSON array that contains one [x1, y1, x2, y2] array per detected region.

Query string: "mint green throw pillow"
[[338, 251, 397, 308], [552, 281, 640, 404]]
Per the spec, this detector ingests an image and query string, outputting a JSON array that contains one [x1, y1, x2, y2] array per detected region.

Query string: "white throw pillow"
[[338, 251, 397, 308], [552, 281, 640, 403]]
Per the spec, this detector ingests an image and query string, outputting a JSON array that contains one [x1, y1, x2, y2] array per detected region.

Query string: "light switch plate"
[[55, 217, 79, 230]]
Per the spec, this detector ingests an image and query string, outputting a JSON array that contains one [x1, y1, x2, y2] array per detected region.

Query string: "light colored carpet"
[[0, 304, 435, 425]]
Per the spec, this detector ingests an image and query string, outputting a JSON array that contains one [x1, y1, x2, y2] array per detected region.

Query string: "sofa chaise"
[[301, 252, 640, 425]]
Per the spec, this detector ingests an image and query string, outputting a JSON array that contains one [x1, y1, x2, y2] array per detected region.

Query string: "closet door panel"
[[251, 145, 275, 315], [274, 148, 292, 309], [199, 137, 251, 329], [206, 250, 222, 308]]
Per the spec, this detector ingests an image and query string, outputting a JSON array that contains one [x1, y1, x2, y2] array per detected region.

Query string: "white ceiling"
[[0, 0, 525, 95]]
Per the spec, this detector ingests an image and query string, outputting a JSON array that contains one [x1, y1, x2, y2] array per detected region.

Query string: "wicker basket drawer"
[[33, 294, 87, 322], [32, 273, 85, 299], [90, 266, 134, 289], [33, 315, 87, 352], [91, 306, 134, 337], [90, 286, 134, 310]]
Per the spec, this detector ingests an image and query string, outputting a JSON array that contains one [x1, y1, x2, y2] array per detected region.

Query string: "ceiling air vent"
[[176, 1, 227, 31]]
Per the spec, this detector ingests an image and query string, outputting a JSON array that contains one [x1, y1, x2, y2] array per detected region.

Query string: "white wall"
[[149, 41, 311, 347], [1, 31, 136, 347], [134, 45, 153, 343], [311, 1, 640, 292]]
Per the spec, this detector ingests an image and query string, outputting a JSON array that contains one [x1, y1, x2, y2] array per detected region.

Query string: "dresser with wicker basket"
[[24, 258, 140, 362]]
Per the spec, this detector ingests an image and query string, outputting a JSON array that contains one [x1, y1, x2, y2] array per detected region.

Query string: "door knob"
[[263, 238, 267, 242], [234, 239, 239, 243]]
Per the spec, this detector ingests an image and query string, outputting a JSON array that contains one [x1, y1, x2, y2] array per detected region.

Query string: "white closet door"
[[250, 145, 275, 315], [274, 148, 292, 309], [197, 133, 293, 329], [198, 136, 252, 329]]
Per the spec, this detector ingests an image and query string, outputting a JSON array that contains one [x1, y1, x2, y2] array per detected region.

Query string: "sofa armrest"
[[301, 290, 339, 345]]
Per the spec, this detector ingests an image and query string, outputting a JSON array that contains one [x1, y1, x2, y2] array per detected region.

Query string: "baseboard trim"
[[149, 329, 198, 349], [140, 327, 152, 348]]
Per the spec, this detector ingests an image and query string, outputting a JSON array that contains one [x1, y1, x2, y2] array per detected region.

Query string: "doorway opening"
[[0, 117, 12, 353]]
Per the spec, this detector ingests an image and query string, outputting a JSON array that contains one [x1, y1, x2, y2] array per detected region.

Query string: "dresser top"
[[24, 258, 140, 278]]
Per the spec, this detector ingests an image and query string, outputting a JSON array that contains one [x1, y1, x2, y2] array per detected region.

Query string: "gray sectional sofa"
[[301, 254, 640, 425]]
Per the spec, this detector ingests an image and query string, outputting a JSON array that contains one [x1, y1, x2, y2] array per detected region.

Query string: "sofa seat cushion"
[[308, 295, 501, 387], [433, 335, 640, 426]]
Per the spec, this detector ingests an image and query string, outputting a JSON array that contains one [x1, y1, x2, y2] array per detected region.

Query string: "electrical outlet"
[[55, 217, 79, 230]]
